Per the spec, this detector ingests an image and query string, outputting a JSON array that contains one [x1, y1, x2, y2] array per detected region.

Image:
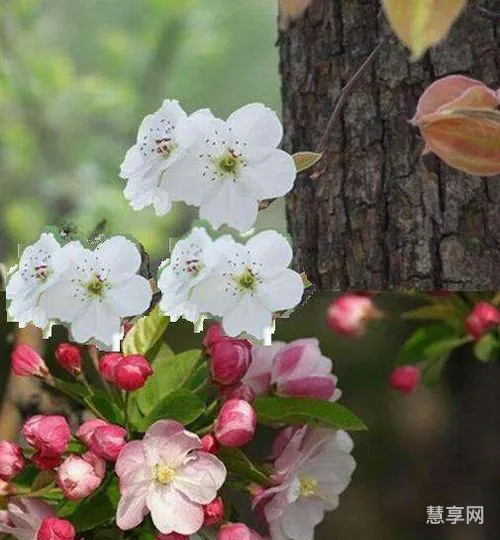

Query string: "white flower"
[[157, 227, 212, 323], [40, 236, 152, 349], [256, 427, 356, 540], [165, 103, 296, 232], [6, 233, 61, 329], [191, 230, 304, 339], [120, 99, 188, 216]]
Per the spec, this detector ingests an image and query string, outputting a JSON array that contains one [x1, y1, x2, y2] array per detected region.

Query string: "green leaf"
[[52, 379, 89, 400], [401, 302, 465, 330], [473, 333, 500, 362], [85, 393, 124, 424], [421, 353, 449, 387], [218, 447, 270, 485], [122, 304, 169, 358], [138, 389, 205, 431], [292, 151, 322, 173], [254, 397, 366, 431], [134, 349, 202, 416], [396, 324, 459, 365], [59, 475, 120, 532]]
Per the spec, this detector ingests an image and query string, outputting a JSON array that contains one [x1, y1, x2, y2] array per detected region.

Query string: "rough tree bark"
[[280, 0, 500, 290]]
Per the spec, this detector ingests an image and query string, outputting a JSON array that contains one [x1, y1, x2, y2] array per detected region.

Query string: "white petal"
[[222, 295, 272, 339], [69, 301, 122, 347], [163, 155, 207, 205], [152, 188, 172, 216], [242, 149, 296, 199], [227, 103, 283, 149], [39, 282, 81, 323], [116, 485, 150, 531], [247, 231, 293, 274], [96, 236, 142, 279], [281, 498, 325, 540], [258, 270, 304, 312], [174, 453, 226, 504], [106, 276, 152, 317], [200, 182, 258, 232]]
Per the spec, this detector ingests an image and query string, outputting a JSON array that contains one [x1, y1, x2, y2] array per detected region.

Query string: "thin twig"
[[471, 4, 500, 21]]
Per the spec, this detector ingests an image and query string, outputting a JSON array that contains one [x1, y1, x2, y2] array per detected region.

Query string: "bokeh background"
[[1, 2, 500, 540]]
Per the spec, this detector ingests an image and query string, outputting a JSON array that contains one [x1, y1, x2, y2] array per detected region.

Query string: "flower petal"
[[258, 270, 304, 312], [106, 276, 152, 317], [247, 231, 293, 275], [227, 103, 283, 149], [144, 421, 201, 468], [116, 485, 150, 531], [96, 236, 142, 278], [222, 296, 272, 339]]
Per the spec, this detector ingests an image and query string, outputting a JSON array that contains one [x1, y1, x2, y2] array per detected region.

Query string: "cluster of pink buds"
[[326, 293, 380, 337], [99, 353, 153, 391]]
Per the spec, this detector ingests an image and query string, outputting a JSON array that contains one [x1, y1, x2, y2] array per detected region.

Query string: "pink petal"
[[116, 485, 149, 531], [115, 441, 146, 480], [279, 376, 335, 400]]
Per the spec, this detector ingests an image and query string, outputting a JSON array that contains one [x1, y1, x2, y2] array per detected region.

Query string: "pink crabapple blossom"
[[56, 453, 105, 500], [115, 420, 226, 535], [89, 424, 127, 461], [22, 415, 71, 468], [326, 293, 379, 337], [214, 399, 257, 448], [0, 499, 55, 540], [209, 337, 252, 386], [114, 354, 153, 391], [11, 345, 49, 378], [76, 419, 109, 446], [217, 523, 264, 540], [0, 441, 24, 482], [37, 517, 75, 540]]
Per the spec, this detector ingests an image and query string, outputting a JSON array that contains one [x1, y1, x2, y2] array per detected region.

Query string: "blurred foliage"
[[0, 0, 282, 267]]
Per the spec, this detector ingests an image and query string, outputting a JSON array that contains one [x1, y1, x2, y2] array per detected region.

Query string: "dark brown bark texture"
[[281, 0, 500, 290]]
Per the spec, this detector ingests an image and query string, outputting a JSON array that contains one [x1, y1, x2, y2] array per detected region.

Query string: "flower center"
[[154, 464, 176, 485], [185, 258, 201, 276], [34, 265, 49, 282], [217, 150, 243, 176], [236, 267, 258, 293], [85, 274, 108, 297], [299, 476, 319, 498], [155, 138, 176, 158]]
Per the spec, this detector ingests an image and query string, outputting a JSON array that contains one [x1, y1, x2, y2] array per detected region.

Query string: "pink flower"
[[98, 353, 122, 383], [0, 498, 55, 539], [244, 339, 340, 401], [465, 302, 500, 339], [54, 343, 82, 376], [76, 419, 109, 446], [220, 383, 255, 403], [156, 533, 188, 540], [200, 433, 219, 454], [11, 345, 49, 378], [209, 338, 252, 386], [82, 451, 106, 478], [22, 415, 71, 465], [56, 454, 105, 500], [326, 293, 379, 337], [89, 424, 127, 461], [214, 399, 257, 448], [115, 420, 226, 535], [256, 427, 355, 540], [203, 323, 225, 351], [114, 355, 153, 391], [389, 366, 420, 394], [203, 496, 224, 526], [217, 523, 263, 540], [31, 453, 63, 471], [0, 441, 24, 481], [37, 517, 75, 540]]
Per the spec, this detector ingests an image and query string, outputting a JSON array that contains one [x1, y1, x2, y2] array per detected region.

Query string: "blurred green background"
[[0, 0, 285, 267]]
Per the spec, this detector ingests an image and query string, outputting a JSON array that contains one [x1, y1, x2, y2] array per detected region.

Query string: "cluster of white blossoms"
[[158, 227, 304, 340], [120, 100, 296, 232], [6, 234, 152, 349]]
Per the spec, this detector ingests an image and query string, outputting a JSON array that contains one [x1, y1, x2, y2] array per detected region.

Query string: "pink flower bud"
[[210, 338, 252, 386], [82, 451, 106, 478], [0, 441, 24, 481], [54, 343, 82, 376], [326, 293, 379, 337], [389, 366, 421, 393], [203, 496, 224, 526], [37, 517, 75, 540], [217, 523, 263, 540], [220, 383, 255, 403], [22, 415, 71, 457], [203, 323, 225, 351], [98, 353, 122, 383], [56, 454, 104, 500], [76, 419, 109, 447], [156, 533, 188, 540], [114, 355, 153, 391], [200, 433, 219, 454], [89, 424, 127, 461], [11, 345, 49, 378], [215, 399, 257, 448], [465, 302, 500, 339], [31, 452, 62, 470]]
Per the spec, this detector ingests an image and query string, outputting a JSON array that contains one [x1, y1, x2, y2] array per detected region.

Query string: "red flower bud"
[[0, 442, 24, 481], [203, 496, 224, 526], [389, 366, 421, 393], [200, 433, 220, 454], [55, 343, 82, 376], [326, 293, 379, 337], [210, 339, 252, 386], [465, 302, 500, 339], [217, 523, 263, 540], [203, 323, 225, 351], [11, 345, 48, 378], [37, 517, 75, 540], [114, 355, 153, 391], [220, 382, 255, 403], [215, 399, 257, 448], [98, 353, 122, 383]]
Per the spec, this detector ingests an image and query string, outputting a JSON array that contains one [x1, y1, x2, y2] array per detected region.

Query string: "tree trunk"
[[280, 0, 500, 291]]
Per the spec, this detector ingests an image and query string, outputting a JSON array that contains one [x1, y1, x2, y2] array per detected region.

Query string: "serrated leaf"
[[218, 447, 271, 485], [138, 389, 205, 431], [133, 349, 202, 416], [254, 397, 366, 431], [473, 333, 500, 362], [292, 152, 322, 173], [122, 304, 169, 358], [383, 0, 466, 60], [59, 475, 120, 532]]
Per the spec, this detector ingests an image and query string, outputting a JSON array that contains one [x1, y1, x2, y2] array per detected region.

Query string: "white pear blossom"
[[165, 103, 296, 232], [256, 427, 356, 540], [120, 99, 188, 216], [191, 230, 304, 339], [40, 236, 152, 349], [6, 233, 61, 329], [157, 227, 212, 323]]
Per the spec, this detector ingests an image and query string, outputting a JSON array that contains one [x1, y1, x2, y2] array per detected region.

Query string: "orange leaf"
[[420, 109, 500, 176]]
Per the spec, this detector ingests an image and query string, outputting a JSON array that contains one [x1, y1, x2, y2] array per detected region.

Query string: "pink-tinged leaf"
[[279, 0, 314, 30], [412, 75, 500, 124], [420, 108, 500, 176], [292, 151, 323, 173]]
